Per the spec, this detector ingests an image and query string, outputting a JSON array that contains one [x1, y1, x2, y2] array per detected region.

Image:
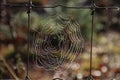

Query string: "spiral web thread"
[[32, 14, 84, 70]]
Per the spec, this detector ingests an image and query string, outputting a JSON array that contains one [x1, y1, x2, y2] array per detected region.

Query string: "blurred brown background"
[[0, 0, 120, 80]]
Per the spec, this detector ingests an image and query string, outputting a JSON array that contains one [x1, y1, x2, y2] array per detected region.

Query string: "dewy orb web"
[[32, 14, 84, 70], [0, 0, 120, 80]]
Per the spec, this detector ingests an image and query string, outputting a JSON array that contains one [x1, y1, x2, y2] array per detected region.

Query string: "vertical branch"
[[90, 9, 94, 76], [89, 0, 95, 79], [25, 0, 32, 80]]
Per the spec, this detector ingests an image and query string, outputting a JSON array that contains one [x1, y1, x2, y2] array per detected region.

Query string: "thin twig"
[[0, 57, 19, 80]]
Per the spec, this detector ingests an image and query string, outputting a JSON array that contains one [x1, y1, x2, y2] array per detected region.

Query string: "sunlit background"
[[0, 0, 120, 80]]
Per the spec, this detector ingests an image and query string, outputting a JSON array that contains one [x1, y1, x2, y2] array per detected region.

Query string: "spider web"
[[32, 14, 84, 70]]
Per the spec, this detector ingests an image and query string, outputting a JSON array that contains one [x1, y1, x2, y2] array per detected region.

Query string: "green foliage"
[[67, 9, 103, 40], [79, 10, 103, 39], [13, 11, 41, 30], [0, 24, 12, 39]]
